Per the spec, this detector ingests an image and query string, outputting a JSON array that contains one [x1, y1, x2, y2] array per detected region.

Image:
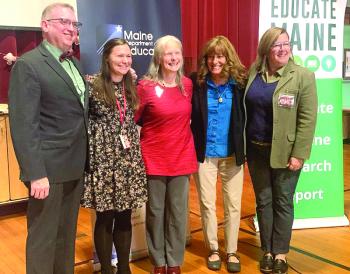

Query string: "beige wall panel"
[[0, 0, 78, 28], [0, 116, 10, 202], [6, 117, 28, 200]]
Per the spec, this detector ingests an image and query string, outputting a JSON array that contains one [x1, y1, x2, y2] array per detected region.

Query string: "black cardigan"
[[190, 72, 245, 165]]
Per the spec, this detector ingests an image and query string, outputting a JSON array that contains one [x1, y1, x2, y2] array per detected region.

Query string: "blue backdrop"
[[77, 0, 181, 76]]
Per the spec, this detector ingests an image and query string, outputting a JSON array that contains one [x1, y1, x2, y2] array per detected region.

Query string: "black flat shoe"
[[273, 259, 288, 274], [226, 253, 241, 273], [207, 250, 221, 271], [260, 253, 274, 273]]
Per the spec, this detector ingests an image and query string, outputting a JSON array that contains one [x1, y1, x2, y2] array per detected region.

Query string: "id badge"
[[119, 134, 131, 149], [278, 94, 295, 108]]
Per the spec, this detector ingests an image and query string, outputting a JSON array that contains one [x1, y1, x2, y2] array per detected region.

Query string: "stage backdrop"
[[76, 0, 182, 263], [77, 0, 181, 77], [258, 0, 349, 229]]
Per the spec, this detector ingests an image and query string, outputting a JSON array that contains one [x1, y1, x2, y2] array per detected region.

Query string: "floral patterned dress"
[[81, 81, 147, 212]]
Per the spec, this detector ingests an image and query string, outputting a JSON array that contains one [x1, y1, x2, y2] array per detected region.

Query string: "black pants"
[[26, 178, 83, 274], [94, 209, 132, 274], [247, 143, 301, 254]]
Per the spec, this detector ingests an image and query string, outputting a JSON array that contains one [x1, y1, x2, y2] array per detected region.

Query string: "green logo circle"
[[321, 55, 336, 72], [293, 55, 303, 66], [304, 55, 320, 72]]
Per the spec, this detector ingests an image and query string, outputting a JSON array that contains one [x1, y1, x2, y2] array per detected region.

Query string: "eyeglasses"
[[46, 18, 82, 31], [271, 41, 290, 50]]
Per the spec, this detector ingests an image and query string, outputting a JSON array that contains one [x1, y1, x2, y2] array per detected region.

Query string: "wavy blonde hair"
[[197, 35, 247, 88], [143, 35, 185, 92]]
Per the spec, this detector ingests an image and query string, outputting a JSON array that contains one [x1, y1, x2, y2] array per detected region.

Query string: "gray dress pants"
[[146, 175, 189, 267], [247, 143, 301, 254], [26, 178, 83, 274]]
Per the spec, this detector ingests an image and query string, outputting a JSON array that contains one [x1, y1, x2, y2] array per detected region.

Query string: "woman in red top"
[[135, 35, 197, 274]]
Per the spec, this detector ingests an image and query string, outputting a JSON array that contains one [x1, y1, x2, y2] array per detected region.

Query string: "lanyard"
[[115, 81, 127, 125]]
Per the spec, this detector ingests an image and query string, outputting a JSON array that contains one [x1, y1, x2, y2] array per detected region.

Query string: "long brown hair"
[[197, 35, 247, 88], [92, 38, 138, 110]]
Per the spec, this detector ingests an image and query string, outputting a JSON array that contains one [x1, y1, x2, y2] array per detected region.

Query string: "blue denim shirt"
[[205, 77, 235, 157]]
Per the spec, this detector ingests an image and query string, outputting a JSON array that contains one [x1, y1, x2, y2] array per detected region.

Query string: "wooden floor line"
[[344, 188, 350, 192], [190, 227, 203, 234], [74, 259, 91, 267], [288, 264, 303, 274], [289, 246, 350, 271], [239, 227, 257, 236], [241, 213, 256, 220], [189, 210, 201, 217], [238, 239, 260, 249]]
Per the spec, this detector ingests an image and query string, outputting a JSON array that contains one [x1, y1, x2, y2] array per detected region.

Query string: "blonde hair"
[[254, 27, 289, 72], [143, 35, 185, 92], [197, 35, 247, 88], [41, 2, 75, 20]]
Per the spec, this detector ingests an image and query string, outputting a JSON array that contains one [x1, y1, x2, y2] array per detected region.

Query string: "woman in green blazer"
[[244, 27, 317, 274]]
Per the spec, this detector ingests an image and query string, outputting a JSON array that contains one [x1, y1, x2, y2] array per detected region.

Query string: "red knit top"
[[135, 77, 198, 176]]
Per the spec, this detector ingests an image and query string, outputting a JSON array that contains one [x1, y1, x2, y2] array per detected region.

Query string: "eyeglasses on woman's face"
[[271, 41, 290, 50]]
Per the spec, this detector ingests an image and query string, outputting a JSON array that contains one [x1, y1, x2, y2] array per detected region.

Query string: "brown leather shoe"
[[167, 266, 181, 274], [153, 266, 166, 274]]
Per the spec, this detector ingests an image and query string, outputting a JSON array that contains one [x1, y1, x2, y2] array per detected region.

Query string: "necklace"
[[217, 85, 228, 103], [160, 79, 176, 87]]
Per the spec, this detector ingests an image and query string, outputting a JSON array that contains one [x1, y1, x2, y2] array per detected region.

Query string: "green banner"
[[295, 78, 344, 218], [258, 0, 348, 227]]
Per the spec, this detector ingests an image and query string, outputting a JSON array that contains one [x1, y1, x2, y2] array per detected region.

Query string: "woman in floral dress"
[[81, 38, 147, 274]]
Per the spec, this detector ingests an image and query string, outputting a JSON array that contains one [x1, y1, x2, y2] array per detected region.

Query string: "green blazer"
[[244, 59, 318, 168]]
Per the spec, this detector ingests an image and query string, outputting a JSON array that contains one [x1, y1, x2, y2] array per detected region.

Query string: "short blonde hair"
[[143, 35, 185, 92], [41, 2, 75, 20]]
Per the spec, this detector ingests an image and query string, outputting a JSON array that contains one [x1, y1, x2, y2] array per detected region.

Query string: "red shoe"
[[167, 266, 181, 274], [153, 266, 166, 274]]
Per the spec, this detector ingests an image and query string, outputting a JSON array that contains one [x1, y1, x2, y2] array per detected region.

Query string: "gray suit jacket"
[[8, 42, 88, 183]]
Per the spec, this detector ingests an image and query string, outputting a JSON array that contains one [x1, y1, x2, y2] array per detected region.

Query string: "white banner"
[[259, 0, 347, 79]]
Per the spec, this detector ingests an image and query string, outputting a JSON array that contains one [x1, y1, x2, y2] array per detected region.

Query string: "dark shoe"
[[100, 266, 115, 274], [153, 266, 166, 274], [167, 266, 181, 274], [116, 266, 131, 274], [260, 253, 274, 273], [273, 259, 288, 274], [207, 250, 221, 271], [226, 253, 241, 273]]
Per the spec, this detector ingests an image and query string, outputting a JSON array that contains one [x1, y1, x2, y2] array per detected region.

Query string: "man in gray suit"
[[8, 3, 88, 274]]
